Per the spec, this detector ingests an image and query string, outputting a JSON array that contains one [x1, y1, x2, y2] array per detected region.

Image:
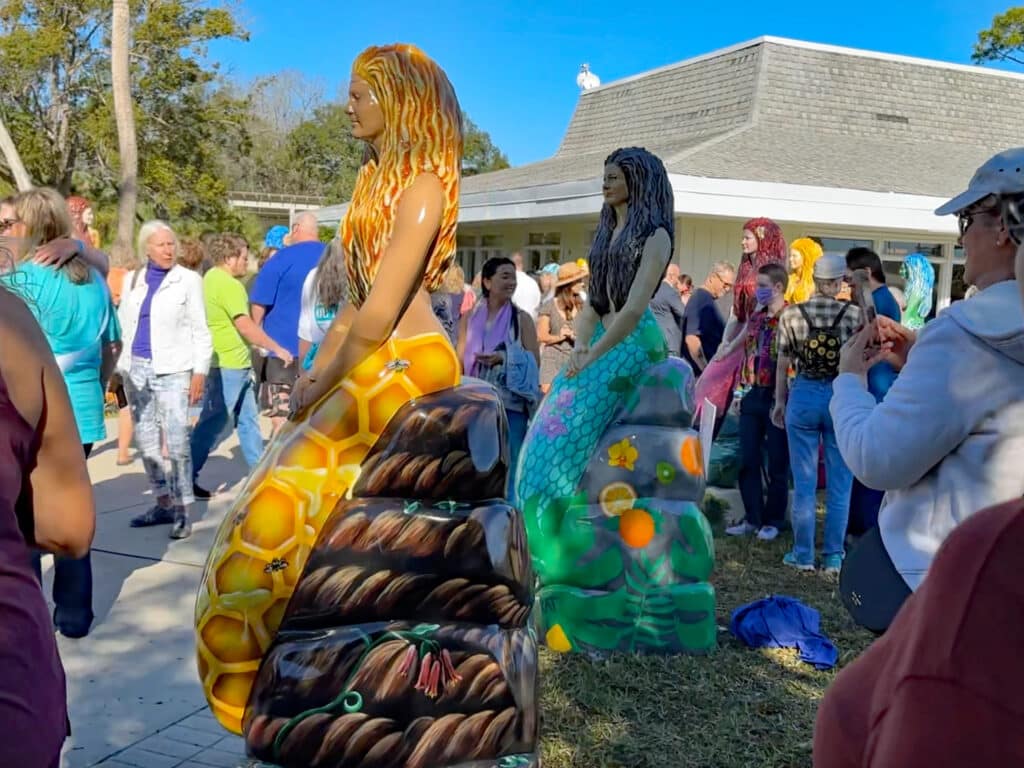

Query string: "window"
[[526, 249, 561, 271], [456, 248, 476, 276], [951, 264, 968, 303], [456, 234, 478, 248], [481, 234, 503, 248], [526, 232, 563, 271], [881, 241, 943, 261], [816, 237, 873, 259]]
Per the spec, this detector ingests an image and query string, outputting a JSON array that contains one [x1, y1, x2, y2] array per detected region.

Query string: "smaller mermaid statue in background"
[[901, 252, 935, 330]]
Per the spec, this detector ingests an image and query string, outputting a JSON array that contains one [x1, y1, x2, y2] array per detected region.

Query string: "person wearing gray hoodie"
[[830, 148, 1024, 633]]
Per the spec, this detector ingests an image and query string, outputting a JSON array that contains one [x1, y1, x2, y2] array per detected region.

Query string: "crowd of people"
[[2, 136, 1024, 766]]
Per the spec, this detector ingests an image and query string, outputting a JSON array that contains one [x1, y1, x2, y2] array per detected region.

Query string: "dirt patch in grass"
[[538, 528, 874, 768]]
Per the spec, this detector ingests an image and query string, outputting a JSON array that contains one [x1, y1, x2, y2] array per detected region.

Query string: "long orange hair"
[[341, 44, 463, 306]]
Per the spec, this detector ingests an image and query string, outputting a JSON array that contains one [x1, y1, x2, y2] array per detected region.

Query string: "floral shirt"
[[741, 305, 786, 389]]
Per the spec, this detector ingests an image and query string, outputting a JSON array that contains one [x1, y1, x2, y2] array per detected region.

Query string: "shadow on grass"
[[536, 532, 874, 768]]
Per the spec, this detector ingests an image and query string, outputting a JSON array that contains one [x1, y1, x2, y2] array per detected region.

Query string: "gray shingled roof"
[[462, 38, 1024, 197]]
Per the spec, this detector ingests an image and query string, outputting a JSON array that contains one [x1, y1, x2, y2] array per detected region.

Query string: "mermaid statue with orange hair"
[[196, 44, 538, 767]]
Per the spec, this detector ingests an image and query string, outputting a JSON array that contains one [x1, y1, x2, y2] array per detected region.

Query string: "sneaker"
[[782, 551, 815, 572], [192, 483, 215, 500], [130, 505, 175, 528], [757, 526, 780, 541], [822, 554, 844, 576], [725, 522, 758, 537], [170, 509, 192, 540]]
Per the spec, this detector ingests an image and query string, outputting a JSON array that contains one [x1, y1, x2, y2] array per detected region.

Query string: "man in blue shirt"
[[251, 212, 324, 433], [844, 247, 902, 536], [681, 262, 735, 374]]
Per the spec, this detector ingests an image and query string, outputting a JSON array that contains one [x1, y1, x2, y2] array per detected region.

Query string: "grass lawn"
[[537, 498, 875, 768]]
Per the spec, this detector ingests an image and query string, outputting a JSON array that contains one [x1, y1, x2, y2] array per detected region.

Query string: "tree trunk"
[[111, 0, 138, 267], [0, 114, 33, 191]]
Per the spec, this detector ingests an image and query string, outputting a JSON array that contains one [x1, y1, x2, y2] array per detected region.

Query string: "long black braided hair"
[[587, 147, 674, 317]]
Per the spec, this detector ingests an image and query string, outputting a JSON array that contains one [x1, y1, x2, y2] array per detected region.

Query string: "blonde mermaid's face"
[[347, 74, 385, 145], [789, 248, 803, 271]]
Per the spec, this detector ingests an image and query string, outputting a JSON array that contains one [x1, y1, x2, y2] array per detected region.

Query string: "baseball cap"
[[813, 252, 846, 280], [935, 147, 1024, 216]]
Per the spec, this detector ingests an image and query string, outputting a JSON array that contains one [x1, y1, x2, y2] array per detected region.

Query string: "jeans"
[[125, 357, 194, 506], [31, 443, 94, 636], [785, 376, 853, 564], [190, 367, 264, 478], [506, 409, 529, 499], [738, 387, 789, 529]]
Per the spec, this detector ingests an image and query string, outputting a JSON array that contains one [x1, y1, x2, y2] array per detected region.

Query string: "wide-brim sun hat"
[[935, 147, 1024, 215], [555, 262, 588, 287]]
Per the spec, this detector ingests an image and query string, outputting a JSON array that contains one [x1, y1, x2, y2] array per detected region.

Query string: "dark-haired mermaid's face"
[[347, 74, 385, 146], [602, 164, 628, 207]]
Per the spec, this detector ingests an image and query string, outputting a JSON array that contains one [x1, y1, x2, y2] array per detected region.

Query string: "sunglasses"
[[957, 206, 1000, 238]]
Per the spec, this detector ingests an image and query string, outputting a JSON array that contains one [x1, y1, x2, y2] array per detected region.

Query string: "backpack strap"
[[796, 303, 817, 331], [829, 302, 851, 330]]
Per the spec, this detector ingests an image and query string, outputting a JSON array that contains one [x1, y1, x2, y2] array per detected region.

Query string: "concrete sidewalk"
[[45, 422, 258, 768]]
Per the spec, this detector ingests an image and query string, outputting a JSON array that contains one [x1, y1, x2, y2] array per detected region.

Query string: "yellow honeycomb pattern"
[[195, 333, 460, 733]]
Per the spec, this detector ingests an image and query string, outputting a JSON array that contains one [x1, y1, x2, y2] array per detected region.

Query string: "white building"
[[320, 36, 1024, 310]]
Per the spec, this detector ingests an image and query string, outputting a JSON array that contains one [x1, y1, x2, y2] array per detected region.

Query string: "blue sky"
[[209, 0, 1015, 165]]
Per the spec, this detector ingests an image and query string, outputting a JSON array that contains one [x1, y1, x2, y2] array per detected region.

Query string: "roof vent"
[[875, 113, 910, 125]]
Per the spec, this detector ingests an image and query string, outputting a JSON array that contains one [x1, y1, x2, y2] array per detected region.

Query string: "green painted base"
[[537, 581, 716, 656], [526, 496, 717, 657]]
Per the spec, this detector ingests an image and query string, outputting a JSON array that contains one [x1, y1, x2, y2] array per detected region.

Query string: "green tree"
[[0, 0, 110, 192], [462, 112, 510, 176], [974, 6, 1024, 65], [0, 0, 251, 234], [285, 103, 364, 202]]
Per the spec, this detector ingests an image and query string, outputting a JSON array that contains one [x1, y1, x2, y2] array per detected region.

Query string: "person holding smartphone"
[[814, 149, 1024, 768], [830, 149, 1024, 635], [843, 248, 902, 538]]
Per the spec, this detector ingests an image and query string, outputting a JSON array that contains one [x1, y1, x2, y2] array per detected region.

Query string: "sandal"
[[130, 505, 175, 528]]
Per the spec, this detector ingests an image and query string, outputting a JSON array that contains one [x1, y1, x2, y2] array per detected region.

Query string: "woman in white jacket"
[[832, 148, 1024, 633], [117, 221, 212, 539]]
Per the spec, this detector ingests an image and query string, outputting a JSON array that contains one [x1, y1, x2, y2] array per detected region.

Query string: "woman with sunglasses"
[[815, 147, 1024, 768], [0, 188, 120, 639], [829, 148, 1024, 634]]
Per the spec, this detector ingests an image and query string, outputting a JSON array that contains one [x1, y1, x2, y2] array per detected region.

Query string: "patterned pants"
[[125, 357, 195, 506]]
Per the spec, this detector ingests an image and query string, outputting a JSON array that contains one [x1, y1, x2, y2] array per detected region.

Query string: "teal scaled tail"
[[514, 309, 667, 574]]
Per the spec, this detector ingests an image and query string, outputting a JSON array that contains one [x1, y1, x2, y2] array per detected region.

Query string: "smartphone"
[[851, 270, 877, 326], [850, 270, 880, 353]]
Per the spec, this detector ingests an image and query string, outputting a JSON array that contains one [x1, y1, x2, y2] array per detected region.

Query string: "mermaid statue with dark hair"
[[516, 148, 716, 657], [196, 44, 537, 767]]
